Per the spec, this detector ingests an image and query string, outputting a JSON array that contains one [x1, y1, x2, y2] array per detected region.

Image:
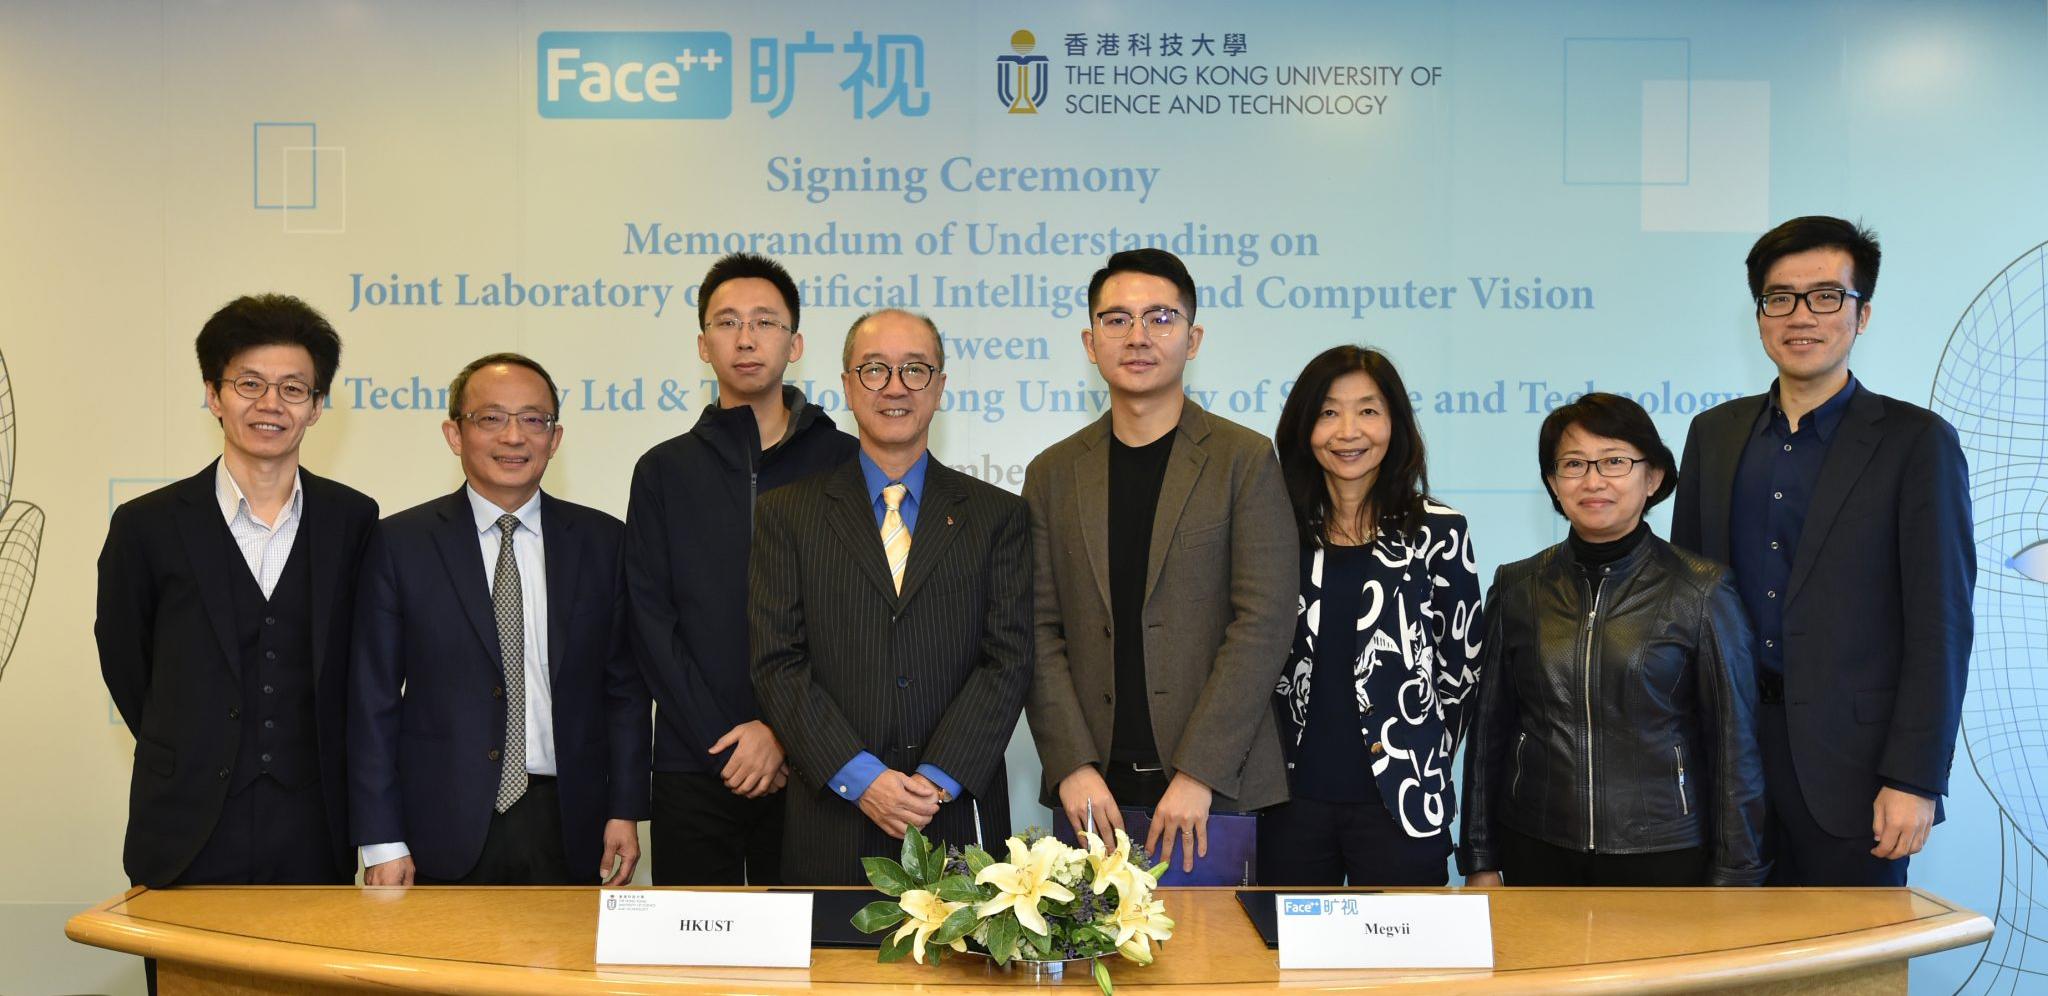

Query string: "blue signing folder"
[[1051, 807, 1258, 886]]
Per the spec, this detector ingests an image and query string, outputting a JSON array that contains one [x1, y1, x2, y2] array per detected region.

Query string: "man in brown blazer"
[[1024, 249, 1296, 873]]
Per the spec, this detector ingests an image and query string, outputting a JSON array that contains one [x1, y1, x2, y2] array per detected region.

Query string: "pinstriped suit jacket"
[[750, 456, 1034, 884]]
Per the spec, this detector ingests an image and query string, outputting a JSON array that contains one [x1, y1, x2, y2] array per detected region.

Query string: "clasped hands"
[[860, 769, 951, 839]]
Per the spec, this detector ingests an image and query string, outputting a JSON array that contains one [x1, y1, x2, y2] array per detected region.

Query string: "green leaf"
[[929, 905, 981, 947], [1023, 924, 1055, 958], [862, 856, 915, 897], [850, 900, 906, 934], [877, 931, 914, 964], [1093, 957, 1115, 995], [964, 845, 995, 877], [985, 914, 1022, 965], [901, 826, 932, 882], [934, 874, 984, 904]]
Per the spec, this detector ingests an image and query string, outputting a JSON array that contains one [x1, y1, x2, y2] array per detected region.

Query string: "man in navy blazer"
[[1671, 217, 1973, 886], [350, 353, 650, 885]]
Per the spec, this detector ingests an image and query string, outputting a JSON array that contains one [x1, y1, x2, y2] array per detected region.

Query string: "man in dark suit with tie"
[[350, 353, 649, 886], [751, 309, 1033, 885], [1671, 216, 1973, 885], [98, 294, 377, 891]]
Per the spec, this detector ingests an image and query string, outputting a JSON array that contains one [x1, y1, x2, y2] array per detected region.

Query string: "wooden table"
[[66, 885, 1989, 993]]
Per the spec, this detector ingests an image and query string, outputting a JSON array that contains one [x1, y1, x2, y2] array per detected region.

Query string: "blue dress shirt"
[[830, 449, 958, 803]]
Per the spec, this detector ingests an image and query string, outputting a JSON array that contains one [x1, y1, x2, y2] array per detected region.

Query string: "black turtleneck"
[[1570, 520, 1651, 601], [1569, 519, 1650, 567]]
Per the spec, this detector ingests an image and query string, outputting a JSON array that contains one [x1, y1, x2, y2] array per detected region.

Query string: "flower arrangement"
[[850, 825, 1175, 994]]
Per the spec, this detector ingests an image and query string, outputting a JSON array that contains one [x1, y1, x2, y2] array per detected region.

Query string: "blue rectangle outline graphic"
[[1560, 37, 1690, 187], [252, 121, 319, 209]]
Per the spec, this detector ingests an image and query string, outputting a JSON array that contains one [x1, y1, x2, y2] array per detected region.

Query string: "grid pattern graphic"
[[0, 349, 45, 685], [1932, 241, 2048, 994]]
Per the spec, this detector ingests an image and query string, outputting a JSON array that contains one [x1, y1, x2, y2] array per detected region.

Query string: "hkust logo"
[[539, 31, 733, 119], [996, 29, 1050, 114]]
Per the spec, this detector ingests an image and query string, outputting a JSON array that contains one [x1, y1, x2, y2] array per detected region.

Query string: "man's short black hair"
[[698, 253, 802, 331], [447, 352, 562, 420], [1087, 248, 1199, 323], [1745, 216, 1881, 303], [194, 294, 342, 396], [1537, 392, 1678, 516]]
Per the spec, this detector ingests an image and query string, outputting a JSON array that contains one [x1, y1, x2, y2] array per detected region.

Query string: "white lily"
[[890, 889, 967, 964], [975, 835, 1077, 937], [1107, 885, 1175, 966], [1080, 828, 1144, 897]]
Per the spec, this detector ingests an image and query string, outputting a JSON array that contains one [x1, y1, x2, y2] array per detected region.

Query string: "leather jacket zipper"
[[1581, 578, 1604, 852], [1513, 732, 1528, 799], [1675, 745, 1689, 816]]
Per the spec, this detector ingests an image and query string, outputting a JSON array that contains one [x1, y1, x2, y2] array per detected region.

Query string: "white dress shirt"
[[215, 460, 303, 598], [360, 486, 557, 871]]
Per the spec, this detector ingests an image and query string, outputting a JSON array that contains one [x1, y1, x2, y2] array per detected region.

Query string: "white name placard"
[[595, 890, 813, 968], [1275, 893, 1493, 969]]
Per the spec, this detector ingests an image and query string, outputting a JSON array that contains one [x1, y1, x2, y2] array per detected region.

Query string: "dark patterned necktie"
[[492, 514, 528, 813]]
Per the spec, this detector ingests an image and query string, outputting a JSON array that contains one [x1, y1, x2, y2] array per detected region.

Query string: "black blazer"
[[750, 458, 1033, 885], [1671, 385, 1973, 838], [95, 462, 377, 887], [348, 488, 650, 881]]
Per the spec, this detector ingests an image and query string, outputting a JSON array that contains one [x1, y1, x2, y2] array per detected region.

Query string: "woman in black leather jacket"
[[1459, 393, 1767, 886]]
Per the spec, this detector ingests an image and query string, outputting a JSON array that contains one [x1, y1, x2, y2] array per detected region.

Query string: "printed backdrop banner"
[[2, 3, 2044, 992]]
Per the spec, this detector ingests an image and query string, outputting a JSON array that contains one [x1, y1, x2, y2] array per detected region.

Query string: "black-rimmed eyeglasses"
[[849, 361, 938, 392], [1552, 456, 1648, 479], [1757, 287, 1863, 318]]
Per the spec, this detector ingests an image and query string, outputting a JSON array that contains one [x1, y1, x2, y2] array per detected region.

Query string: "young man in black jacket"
[[625, 254, 859, 884]]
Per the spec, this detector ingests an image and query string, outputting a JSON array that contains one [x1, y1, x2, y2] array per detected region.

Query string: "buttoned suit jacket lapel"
[[540, 491, 577, 683], [1072, 416, 1115, 616], [1697, 394, 1768, 564], [1144, 401, 1212, 605], [1787, 387, 1884, 604], [302, 469, 342, 683], [170, 462, 242, 676], [897, 461, 966, 607], [429, 488, 503, 675], [823, 460, 900, 604]]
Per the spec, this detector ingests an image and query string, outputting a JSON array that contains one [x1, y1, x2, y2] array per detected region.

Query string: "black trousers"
[[1104, 761, 1171, 809], [1495, 826, 1708, 886], [1757, 699, 1909, 886], [417, 776, 579, 885], [651, 771, 785, 886], [1259, 796, 1450, 887], [151, 775, 344, 993], [174, 774, 344, 885]]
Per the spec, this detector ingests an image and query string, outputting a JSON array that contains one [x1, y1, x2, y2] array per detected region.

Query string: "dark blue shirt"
[[1728, 375, 1858, 676]]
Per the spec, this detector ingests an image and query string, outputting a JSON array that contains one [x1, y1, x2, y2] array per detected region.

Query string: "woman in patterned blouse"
[[1264, 345, 1484, 885]]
